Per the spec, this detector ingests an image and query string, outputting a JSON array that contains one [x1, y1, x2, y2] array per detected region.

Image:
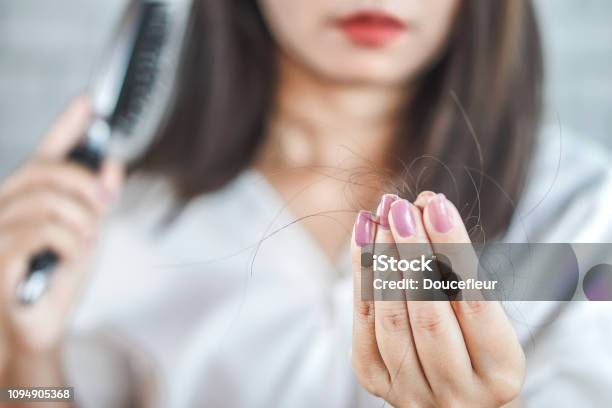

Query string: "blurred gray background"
[[0, 0, 611, 177]]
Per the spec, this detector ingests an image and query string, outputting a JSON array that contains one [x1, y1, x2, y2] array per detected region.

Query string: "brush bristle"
[[111, 2, 169, 134]]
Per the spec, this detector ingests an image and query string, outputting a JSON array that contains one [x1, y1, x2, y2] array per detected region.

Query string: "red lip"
[[337, 11, 406, 48]]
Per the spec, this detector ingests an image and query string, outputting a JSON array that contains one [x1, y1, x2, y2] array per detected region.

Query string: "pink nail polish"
[[427, 194, 454, 233], [376, 194, 399, 229], [355, 210, 374, 247], [389, 199, 417, 238]]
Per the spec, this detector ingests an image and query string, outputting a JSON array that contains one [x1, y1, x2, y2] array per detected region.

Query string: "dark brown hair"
[[137, 0, 543, 239]]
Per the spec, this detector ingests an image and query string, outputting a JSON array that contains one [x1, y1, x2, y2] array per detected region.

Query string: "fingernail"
[[427, 193, 454, 233], [389, 199, 417, 238], [354, 210, 374, 247], [376, 194, 398, 229], [415, 191, 436, 207]]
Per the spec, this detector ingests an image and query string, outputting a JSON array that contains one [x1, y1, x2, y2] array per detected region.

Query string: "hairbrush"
[[17, 0, 193, 304]]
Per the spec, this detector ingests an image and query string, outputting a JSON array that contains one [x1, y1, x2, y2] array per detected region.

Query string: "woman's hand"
[[0, 96, 123, 372], [351, 192, 525, 407]]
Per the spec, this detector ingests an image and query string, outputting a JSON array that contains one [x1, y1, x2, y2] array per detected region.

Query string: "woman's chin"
[[308, 60, 415, 87]]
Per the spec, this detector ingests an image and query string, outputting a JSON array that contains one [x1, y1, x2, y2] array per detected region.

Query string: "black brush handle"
[[17, 127, 104, 305]]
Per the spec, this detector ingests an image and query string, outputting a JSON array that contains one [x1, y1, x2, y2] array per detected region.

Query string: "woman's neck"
[[254, 55, 408, 262], [258, 54, 405, 172]]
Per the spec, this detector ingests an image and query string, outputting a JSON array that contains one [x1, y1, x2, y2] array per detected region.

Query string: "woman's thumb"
[[36, 95, 92, 159]]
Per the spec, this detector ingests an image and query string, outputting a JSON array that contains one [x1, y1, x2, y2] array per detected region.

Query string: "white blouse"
[[64, 126, 612, 407]]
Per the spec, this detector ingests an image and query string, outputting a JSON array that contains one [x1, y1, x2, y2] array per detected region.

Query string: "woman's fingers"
[[0, 217, 92, 352], [0, 220, 83, 296], [373, 195, 410, 370], [414, 190, 436, 210], [99, 159, 125, 199], [373, 195, 432, 403], [422, 194, 525, 399], [0, 161, 109, 215], [36, 95, 92, 160], [422, 193, 480, 286], [388, 198, 473, 402], [351, 211, 389, 395], [0, 189, 97, 240], [0, 95, 121, 356], [451, 297, 525, 403], [353, 193, 525, 406], [422, 193, 470, 244]]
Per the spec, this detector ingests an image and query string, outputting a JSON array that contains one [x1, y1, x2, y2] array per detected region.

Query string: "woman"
[[1, 0, 611, 406]]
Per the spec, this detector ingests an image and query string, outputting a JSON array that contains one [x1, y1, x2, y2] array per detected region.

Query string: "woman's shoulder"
[[103, 170, 277, 247], [506, 124, 612, 242], [533, 124, 611, 180]]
